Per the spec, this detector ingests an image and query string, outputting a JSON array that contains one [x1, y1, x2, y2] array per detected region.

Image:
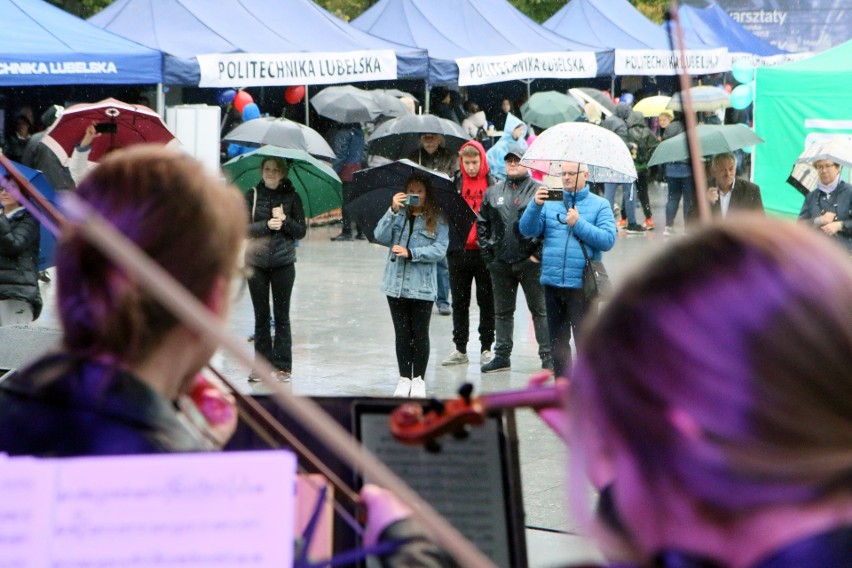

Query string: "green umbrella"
[[647, 124, 765, 167], [223, 146, 342, 218], [520, 91, 582, 129]]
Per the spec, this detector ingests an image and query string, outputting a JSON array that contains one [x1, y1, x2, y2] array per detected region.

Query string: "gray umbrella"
[[222, 117, 335, 160], [311, 86, 411, 124], [367, 114, 470, 160]]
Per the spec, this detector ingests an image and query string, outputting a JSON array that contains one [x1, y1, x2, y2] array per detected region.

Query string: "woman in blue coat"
[[374, 173, 449, 398]]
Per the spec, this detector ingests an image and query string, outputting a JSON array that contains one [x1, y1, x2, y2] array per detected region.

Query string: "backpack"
[[628, 124, 659, 167]]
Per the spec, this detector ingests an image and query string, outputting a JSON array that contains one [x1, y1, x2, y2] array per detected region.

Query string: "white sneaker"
[[393, 377, 411, 397], [441, 349, 469, 366], [480, 350, 494, 364], [410, 376, 426, 398]]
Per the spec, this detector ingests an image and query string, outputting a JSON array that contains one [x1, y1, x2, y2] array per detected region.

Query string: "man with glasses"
[[477, 144, 552, 373], [799, 159, 852, 252], [519, 161, 615, 377]]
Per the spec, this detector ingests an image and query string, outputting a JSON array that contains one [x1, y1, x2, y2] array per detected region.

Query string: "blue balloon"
[[730, 83, 754, 110], [217, 89, 237, 106], [732, 60, 755, 84]]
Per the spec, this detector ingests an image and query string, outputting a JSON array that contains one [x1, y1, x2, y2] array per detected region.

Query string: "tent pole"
[[156, 83, 165, 117], [610, 76, 615, 98], [305, 88, 310, 127], [424, 82, 430, 115]]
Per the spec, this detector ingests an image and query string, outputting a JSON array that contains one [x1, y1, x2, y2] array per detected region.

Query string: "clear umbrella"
[[520, 122, 637, 184], [795, 137, 852, 168], [667, 86, 731, 112]]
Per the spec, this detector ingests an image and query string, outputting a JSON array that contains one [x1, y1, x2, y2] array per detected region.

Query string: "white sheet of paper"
[[0, 456, 53, 568]]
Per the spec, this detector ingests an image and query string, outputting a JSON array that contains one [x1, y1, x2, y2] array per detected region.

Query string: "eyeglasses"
[[504, 156, 521, 164], [815, 164, 839, 171], [562, 171, 580, 176]]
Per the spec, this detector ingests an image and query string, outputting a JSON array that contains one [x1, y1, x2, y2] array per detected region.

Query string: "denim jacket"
[[374, 208, 449, 301]]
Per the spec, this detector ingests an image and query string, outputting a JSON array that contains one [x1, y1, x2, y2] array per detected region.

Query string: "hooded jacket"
[[485, 113, 528, 180], [0, 208, 42, 319], [455, 140, 494, 250], [601, 102, 631, 143], [626, 111, 660, 171], [244, 178, 307, 270]]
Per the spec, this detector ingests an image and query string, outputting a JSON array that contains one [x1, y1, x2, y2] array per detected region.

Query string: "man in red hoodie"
[[441, 141, 496, 366]]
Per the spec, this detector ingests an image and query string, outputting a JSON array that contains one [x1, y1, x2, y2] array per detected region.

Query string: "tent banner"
[[456, 52, 597, 86], [197, 50, 397, 87], [730, 51, 813, 68], [614, 48, 729, 76]]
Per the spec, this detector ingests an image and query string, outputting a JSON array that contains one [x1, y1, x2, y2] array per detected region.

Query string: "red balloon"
[[724, 83, 733, 93], [285, 85, 306, 105], [233, 90, 253, 113]]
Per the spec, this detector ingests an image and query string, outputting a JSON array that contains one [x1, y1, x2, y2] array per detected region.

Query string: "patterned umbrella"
[[633, 95, 672, 118], [222, 117, 335, 161], [520, 122, 637, 184], [647, 124, 764, 167], [521, 91, 582, 129], [667, 86, 731, 112]]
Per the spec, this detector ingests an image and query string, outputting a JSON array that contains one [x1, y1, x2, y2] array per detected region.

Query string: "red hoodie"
[[457, 140, 490, 250]]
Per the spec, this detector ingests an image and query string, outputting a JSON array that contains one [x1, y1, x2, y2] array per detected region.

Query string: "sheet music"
[[0, 456, 52, 568]]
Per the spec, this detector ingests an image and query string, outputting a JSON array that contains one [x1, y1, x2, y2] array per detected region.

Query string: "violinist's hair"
[[573, 216, 852, 515], [57, 145, 247, 364]]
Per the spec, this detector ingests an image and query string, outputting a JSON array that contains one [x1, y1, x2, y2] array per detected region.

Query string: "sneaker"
[[355, 232, 367, 240], [481, 356, 511, 373], [663, 227, 675, 236], [248, 370, 264, 382], [441, 350, 469, 366], [247, 334, 255, 342], [480, 350, 494, 364], [38, 270, 51, 283], [410, 376, 426, 398], [616, 218, 627, 230], [625, 223, 646, 234], [643, 218, 655, 231], [437, 305, 452, 316], [330, 233, 353, 242], [274, 370, 292, 382], [541, 357, 554, 371], [393, 377, 412, 397]]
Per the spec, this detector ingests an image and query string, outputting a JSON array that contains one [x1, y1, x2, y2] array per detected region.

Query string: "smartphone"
[[95, 122, 117, 134], [404, 194, 420, 206], [545, 189, 564, 201]]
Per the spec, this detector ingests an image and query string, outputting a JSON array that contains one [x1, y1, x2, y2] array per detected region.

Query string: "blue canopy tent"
[[545, 0, 729, 76], [676, 4, 787, 61], [88, 0, 429, 86], [0, 0, 162, 86], [351, 0, 612, 86]]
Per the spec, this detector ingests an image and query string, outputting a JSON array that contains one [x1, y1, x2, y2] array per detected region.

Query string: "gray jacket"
[[477, 174, 543, 264]]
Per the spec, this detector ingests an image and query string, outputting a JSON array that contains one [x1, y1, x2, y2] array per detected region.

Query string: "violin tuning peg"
[[452, 426, 470, 440], [424, 439, 442, 454], [427, 398, 445, 415], [458, 382, 474, 403]]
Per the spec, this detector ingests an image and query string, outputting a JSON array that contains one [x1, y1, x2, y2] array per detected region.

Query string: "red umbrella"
[[43, 98, 178, 163]]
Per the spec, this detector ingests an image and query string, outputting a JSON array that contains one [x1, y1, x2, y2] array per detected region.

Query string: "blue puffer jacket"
[[518, 186, 616, 289], [375, 208, 449, 301]]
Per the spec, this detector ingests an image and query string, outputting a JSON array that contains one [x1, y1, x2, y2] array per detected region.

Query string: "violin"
[[389, 382, 562, 446]]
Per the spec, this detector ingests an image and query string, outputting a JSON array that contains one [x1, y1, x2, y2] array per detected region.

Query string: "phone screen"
[[405, 194, 420, 206], [95, 122, 117, 134], [546, 189, 564, 201]]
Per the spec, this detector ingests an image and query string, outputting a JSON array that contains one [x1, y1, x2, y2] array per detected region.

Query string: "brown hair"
[[459, 145, 481, 159], [57, 145, 247, 364], [573, 217, 852, 515], [405, 172, 441, 233]]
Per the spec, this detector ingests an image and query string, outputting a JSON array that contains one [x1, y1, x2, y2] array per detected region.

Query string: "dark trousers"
[[387, 296, 433, 378], [665, 175, 695, 228], [248, 263, 296, 371], [340, 182, 361, 236], [448, 249, 494, 354], [636, 169, 653, 220], [543, 285, 592, 378], [488, 259, 550, 360]]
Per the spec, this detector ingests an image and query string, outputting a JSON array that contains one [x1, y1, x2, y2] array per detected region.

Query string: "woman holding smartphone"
[[245, 156, 306, 382], [374, 173, 449, 398]]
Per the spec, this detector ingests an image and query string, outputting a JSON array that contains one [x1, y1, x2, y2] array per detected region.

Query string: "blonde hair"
[[57, 146, 247, 364]]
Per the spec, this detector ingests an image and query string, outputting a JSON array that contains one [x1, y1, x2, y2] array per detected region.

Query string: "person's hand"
[[707, 186, 719, 204], [267, 217, 283, 231], [359, 484, 413, 547], [271, 205, 286, 221], [822, 220, 843, 235], [390, 244, 409, 259], [565, 206, 580, 227], [817, 211, 837, 227], [391, 192, 407, 213], [534, 186, 548, 206], [80, 121, 100, 148], [528, 373, 571, 444]]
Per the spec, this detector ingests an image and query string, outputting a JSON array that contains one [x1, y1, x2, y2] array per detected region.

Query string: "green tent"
[[754, 40, 852, 217]]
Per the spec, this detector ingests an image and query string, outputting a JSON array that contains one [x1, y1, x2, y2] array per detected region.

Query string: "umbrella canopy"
[[42, 98, 177, 163], [667, 86, 731, 112], [569, 87, 616, 118], [346, 159, 475, 251], [367, 114, 470, 160], [520, 122, 637, 184], [0, 160, 57, 270], [521, 91, 582, 129], [633, 95, 672, 118], [222, 117, 335, 161], [647, 124, 764, 167], [795, 137, 852, 168], [222, 146, 342, 219], [311, 86, 411, 124]]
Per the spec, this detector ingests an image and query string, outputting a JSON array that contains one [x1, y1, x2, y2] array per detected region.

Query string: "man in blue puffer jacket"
[[519, 161, 616, 377]]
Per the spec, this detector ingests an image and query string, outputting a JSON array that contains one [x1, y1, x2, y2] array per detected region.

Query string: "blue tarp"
[[0, 0, 162, 86], [676, 4, 786, 57], [352, 0, 613, 84], [88, 0, 429, 85]]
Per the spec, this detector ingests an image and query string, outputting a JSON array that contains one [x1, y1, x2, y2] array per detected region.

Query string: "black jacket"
[[477, 174, 543, 264], [798, 180, 852, 251], [244, 179, 307, 270], [0, 354, 206, 457], [0, 208, 42, 319]]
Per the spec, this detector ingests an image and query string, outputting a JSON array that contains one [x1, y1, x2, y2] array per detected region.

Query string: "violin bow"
[[0, 153, 497, 568]]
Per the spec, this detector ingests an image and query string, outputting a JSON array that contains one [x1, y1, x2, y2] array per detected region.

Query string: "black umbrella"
[[346, 159, 475, 252], [367, 114, 470, 160]]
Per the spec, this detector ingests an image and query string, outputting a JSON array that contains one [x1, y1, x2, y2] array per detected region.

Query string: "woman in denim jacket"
[[374, 173, 449, 398]]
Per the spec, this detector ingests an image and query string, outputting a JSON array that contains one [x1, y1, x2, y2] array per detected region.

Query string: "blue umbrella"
[[0, 160, 58, 270]]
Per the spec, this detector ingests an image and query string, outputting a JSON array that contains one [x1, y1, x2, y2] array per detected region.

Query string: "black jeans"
[[248, 263, 296, 371], [487, 259, 550, 360], [543, 285, 592, 378], [448, 249, 494, 354], [635, 169, 653, 220], [340, 182, 361, 236], [387, 296, 433, 378]]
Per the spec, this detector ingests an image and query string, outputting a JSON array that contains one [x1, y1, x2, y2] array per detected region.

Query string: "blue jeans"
[[604, 182, 637, 225], [436, 256, 450, 308], [665, 176, 695, 228]]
